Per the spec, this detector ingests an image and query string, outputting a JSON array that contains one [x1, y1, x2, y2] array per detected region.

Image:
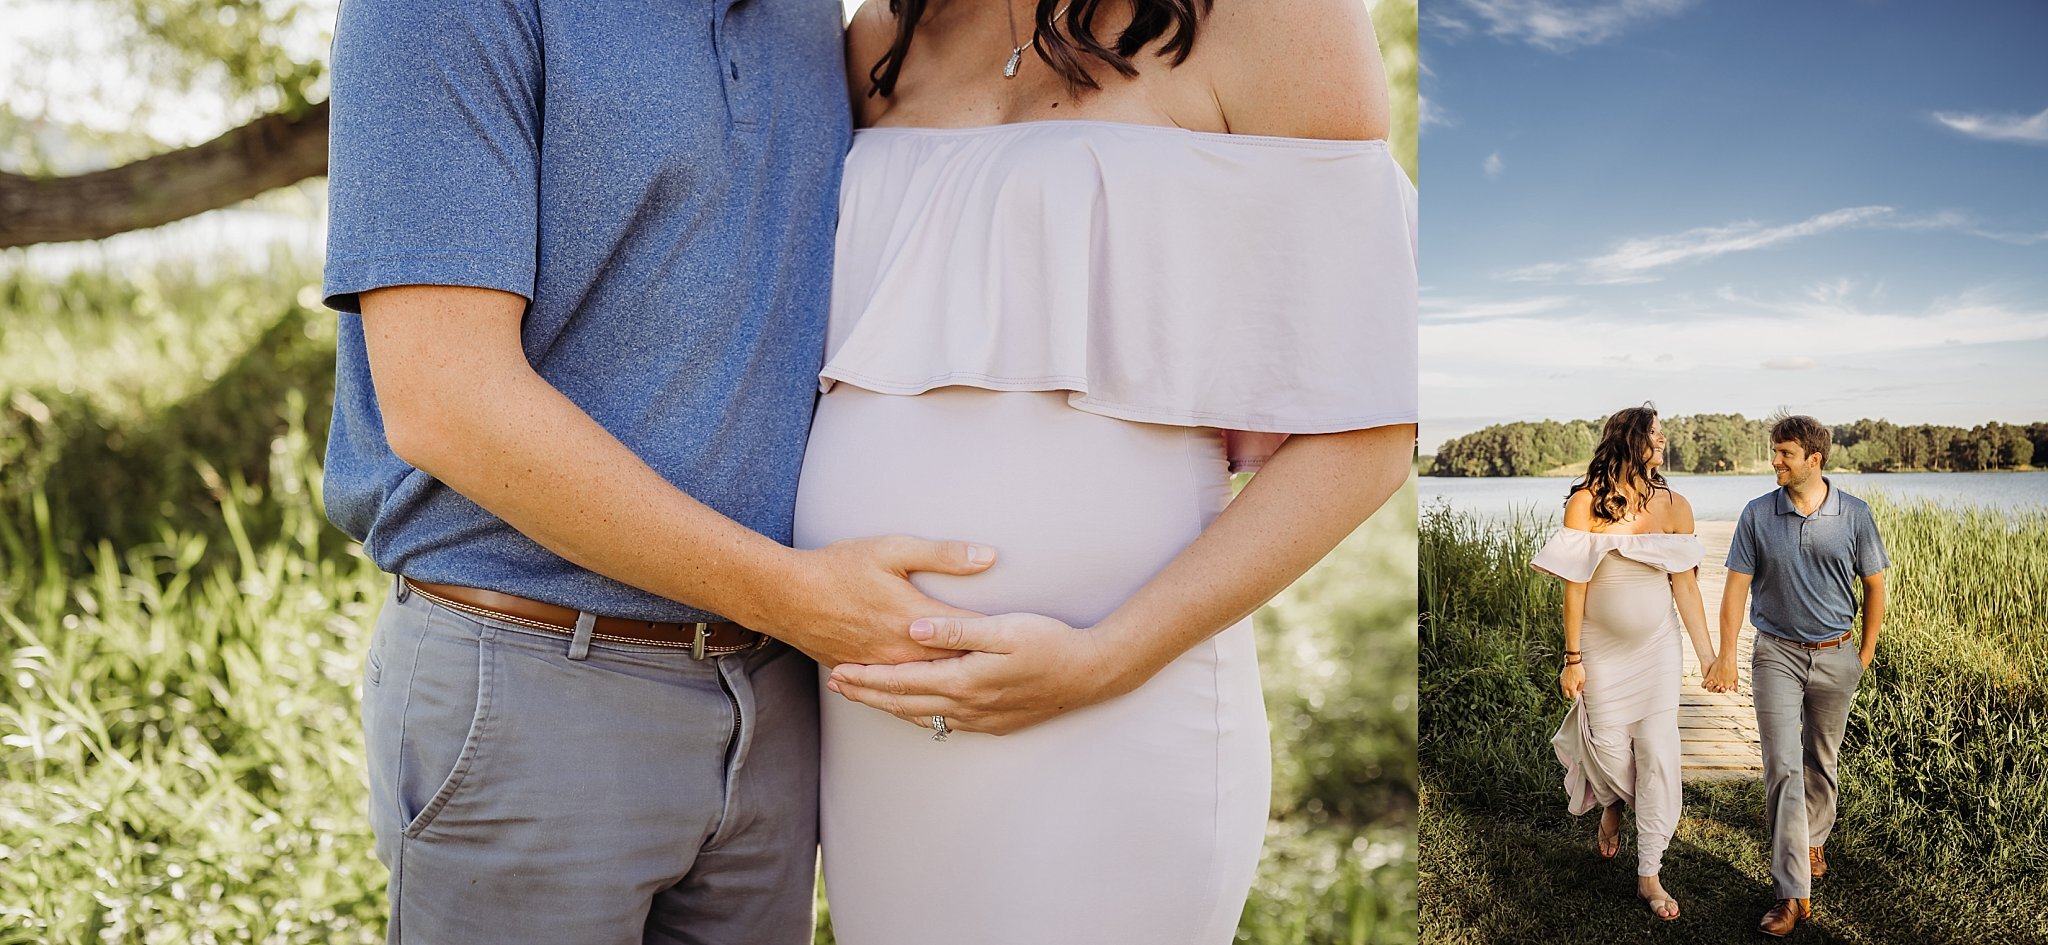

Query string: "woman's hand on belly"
[[825, 612, 1128, 736]]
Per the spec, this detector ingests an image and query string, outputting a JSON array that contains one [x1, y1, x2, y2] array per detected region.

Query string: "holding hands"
[[1702, 654, 1739, 693]]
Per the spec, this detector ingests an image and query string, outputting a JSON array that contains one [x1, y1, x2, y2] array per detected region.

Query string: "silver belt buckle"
[[690, 623, 709, 660]]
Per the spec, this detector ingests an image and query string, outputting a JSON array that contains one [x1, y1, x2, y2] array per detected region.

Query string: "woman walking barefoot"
[[1533, 405, 1717, 920]]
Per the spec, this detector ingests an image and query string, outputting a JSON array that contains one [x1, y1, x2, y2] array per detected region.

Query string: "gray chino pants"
[[1751, 631, 1864, 900], [360, 579, 820, 945]]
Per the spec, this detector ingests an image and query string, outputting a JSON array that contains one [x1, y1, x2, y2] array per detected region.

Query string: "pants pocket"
[[1839, 643, 1867, 690], [368, 604, 499, 841], [366, 621, 387, 688]]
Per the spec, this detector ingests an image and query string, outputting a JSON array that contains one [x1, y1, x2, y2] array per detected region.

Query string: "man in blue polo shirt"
[[321, 1, 993, 941], [1706, 415, 1888, 938]]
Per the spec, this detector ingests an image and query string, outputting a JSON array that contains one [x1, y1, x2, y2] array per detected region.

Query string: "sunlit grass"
[[1418, 500, 2048, 943], [2, 258, 1419, 944]]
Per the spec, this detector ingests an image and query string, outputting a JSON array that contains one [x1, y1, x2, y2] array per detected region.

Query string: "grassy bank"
[[1418, 501, 2048, 944], [1, 259, 1417, 944]]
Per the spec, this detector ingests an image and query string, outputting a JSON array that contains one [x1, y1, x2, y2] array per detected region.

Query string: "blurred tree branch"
[[0, 101, 326, 248], [2, 0, 331, 247]]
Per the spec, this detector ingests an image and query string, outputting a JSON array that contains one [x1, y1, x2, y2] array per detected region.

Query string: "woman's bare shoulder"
[[1201, 0, 1390, 140], [1563, 487, 1596, 529], [1655, 488, 1696, 532]]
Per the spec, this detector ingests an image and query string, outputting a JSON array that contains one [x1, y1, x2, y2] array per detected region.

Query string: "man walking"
[[321, 2, 990, 942], [1704, 415, 1888, 937]]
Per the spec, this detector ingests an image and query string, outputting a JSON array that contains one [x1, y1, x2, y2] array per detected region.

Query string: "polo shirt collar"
[[1774, 477, 1842, 516]]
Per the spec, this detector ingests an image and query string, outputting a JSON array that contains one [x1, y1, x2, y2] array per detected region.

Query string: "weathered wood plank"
[[1682, 521, 1763, 779]]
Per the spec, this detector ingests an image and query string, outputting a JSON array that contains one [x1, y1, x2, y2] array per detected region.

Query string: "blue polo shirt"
[[321, 0, 851, 621], [1726, 479, 1890, 643]]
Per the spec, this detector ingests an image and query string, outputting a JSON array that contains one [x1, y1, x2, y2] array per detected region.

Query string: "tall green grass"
[[1, 258, 1417, 943], [0, 408, 386, 945], [1419, 499, 2048, 944], [1842, 497, 2048, 880]]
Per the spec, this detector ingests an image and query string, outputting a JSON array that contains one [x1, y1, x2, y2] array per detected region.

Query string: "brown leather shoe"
[[1759, 898, 1811, 938], [1809, 846, 1827, 880]]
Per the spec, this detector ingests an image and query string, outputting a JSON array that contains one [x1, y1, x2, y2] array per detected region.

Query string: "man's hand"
[[824, 613, 1125, 736], [1703, 656, 1739, 693], [765, 537, 998, 667]]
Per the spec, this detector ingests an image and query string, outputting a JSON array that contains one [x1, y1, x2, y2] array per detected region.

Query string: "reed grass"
[[1419, 498, 2048, 943]]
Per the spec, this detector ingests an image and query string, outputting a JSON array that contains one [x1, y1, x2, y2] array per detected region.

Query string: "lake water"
[[1419, 471, 2048, 522]]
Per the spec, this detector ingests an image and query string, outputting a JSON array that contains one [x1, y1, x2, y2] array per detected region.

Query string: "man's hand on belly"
[[824, 612, 1128, 736], [765, 536, 997, 666]]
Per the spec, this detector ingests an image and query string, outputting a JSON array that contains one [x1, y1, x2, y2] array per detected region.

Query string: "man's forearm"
[[355, 285, 984, 664], [1088, 424, 1414, 696], [1860, 579, 1886, 658], [1717, 583, 1746, 656], [388, 357, 801, 630]]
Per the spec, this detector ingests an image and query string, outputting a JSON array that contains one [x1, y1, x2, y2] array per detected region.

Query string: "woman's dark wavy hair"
[[866, 0, 1214, 98], [1568, 404, 1668, 524]]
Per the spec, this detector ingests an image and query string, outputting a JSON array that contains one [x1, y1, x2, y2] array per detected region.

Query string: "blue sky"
[[1420, 0, 2048, 450]]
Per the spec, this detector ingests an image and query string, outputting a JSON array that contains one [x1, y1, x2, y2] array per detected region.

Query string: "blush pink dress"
[[1532, 529, 1705, 877], [793, 119, 1417, 944]]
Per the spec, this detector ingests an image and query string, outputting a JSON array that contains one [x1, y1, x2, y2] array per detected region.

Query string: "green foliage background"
[[1428, 413, 2043, 478]]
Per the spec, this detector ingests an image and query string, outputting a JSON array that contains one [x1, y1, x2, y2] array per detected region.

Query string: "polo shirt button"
[[730, 62, 740, 81]]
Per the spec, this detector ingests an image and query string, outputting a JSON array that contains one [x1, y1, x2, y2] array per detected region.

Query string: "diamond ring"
[[931, 715, 950, 742]]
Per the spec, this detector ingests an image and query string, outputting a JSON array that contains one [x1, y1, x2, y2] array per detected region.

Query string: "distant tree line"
[[1428, 415, 2046, 477]]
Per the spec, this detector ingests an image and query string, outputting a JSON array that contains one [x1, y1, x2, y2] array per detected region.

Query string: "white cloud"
[[1422, 286, 2048, 379], [1499, 261, 1573, 283], [1502, 207, 1895, 284], [1934, 107, 2048, 145], [1421, 295, 1574, 320], [1583, 206, 1894, 281], [1420, 94, 1451, 130], [1446, 0, 1696, 51], [1501, 207, 2048, 285], [1484, 151, 1504, 178], [1763, 357, 1818, 370]]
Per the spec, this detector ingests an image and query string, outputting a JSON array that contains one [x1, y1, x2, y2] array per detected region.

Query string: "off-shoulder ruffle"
[[1529, 528, 1705, 583], [821, 120, 1419, 473]]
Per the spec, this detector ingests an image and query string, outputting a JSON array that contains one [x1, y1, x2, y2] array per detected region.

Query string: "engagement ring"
[[931, 715, 950, 742]]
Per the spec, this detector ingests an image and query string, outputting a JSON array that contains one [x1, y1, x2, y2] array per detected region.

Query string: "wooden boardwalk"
[[1682, 521, 1762, 781]]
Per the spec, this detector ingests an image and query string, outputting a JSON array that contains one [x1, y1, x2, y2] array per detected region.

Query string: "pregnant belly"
[[1584, 557, 1681, 649], [793, 386, 1232, 628]]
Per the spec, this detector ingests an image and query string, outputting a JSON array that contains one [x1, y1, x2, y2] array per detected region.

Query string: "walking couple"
[[320, 0, 1417, 942], [1532, 408, 1888, 935]]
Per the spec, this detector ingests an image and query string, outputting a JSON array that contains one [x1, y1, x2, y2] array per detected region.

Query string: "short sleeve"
[[1855, 508, 1890, 576], [1725, 507, 1759, 575], [322, 0, 544, 314]]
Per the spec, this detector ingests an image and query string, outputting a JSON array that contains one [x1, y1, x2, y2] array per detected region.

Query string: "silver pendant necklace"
[[1003, 1, 1027, 77], [1004, 2, 1070, 78]]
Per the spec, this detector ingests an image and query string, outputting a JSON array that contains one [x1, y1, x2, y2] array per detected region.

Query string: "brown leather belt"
[[1785, 630, 1854, 650], [402, 577, 766, 658]]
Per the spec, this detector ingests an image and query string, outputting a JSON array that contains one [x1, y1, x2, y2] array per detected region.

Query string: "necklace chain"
[[1004, 2, 1070, 78]]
